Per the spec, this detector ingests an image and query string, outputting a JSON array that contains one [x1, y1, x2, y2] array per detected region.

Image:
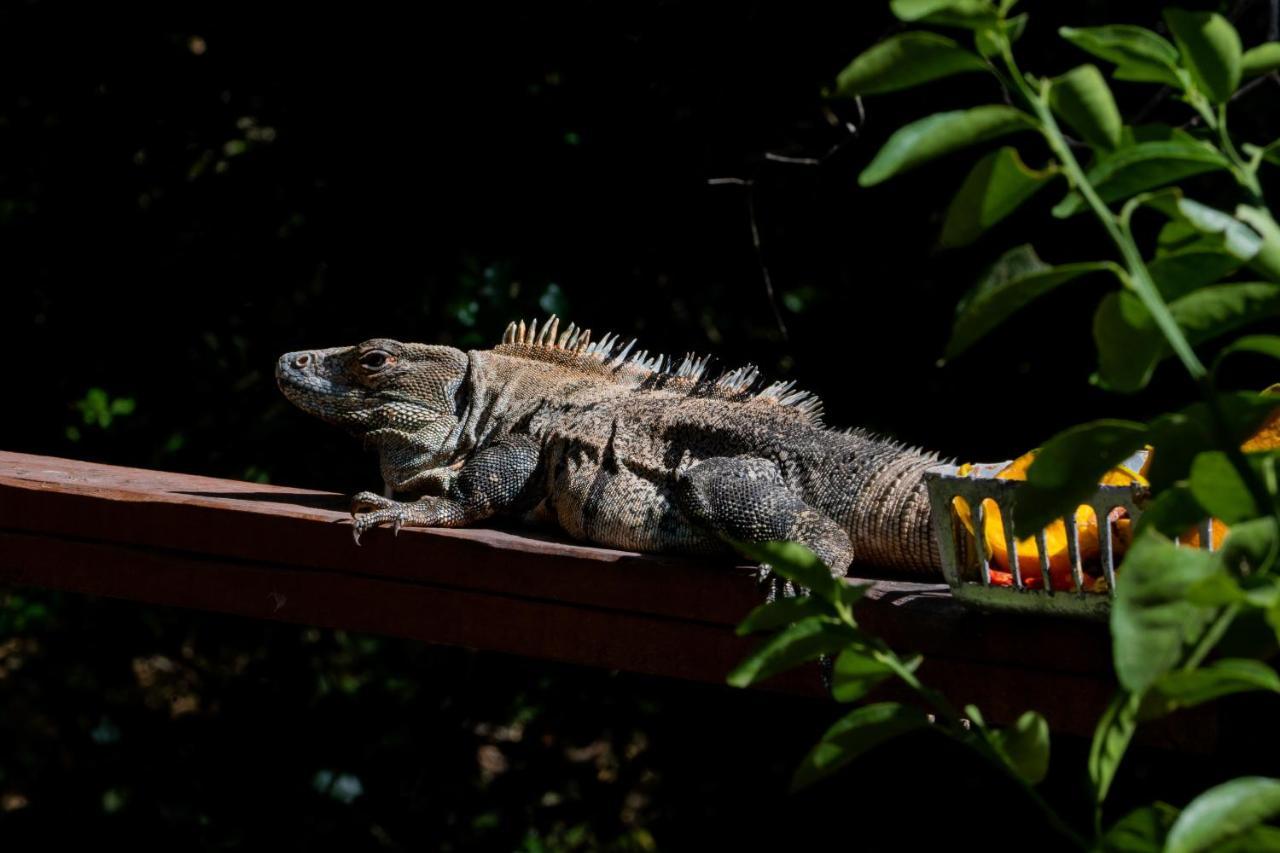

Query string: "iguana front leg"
[[350, 436, 541, 543]]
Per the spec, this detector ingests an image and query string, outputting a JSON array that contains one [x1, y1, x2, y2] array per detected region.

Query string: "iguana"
[[276, 316, 953, 577]]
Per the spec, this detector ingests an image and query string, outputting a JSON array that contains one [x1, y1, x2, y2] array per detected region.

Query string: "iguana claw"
[[350, 494, 416, 545]]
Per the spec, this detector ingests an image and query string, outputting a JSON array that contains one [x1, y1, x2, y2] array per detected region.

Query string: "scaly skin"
[[276, 316, 951, 576]]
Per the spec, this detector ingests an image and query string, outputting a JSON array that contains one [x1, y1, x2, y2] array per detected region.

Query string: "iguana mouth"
[[276, 351, 367, 408]]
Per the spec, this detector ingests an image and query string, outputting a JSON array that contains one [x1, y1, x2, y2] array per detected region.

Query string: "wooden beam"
[[0, 451, 1195, 743]]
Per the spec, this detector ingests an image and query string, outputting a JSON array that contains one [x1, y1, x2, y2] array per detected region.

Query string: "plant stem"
[[1184, 603, 1243, 671], [1216, 103, 1267, 204], [847, 602, 1083, 845], [997, 49, 1207, 381], [868, 644, 1088, 850]]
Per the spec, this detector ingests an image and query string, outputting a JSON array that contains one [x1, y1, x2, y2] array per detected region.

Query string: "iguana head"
[[276, 338, 470, 463]]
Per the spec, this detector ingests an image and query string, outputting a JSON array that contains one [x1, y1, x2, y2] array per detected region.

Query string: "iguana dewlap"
[[276, 316, 950, 576]]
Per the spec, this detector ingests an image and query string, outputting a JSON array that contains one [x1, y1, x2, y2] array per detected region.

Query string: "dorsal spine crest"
[[494, 315, 825, 424]]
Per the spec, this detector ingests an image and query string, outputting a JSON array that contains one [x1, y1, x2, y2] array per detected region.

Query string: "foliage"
[[731, 1, 1280, 847]]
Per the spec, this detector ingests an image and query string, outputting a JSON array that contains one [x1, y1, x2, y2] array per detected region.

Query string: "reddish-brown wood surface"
[[0, 450, 1191, 742]]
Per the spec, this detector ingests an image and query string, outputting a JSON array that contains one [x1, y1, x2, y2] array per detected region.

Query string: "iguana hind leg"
[[674, 456, 854, 578], [350, 436, 541, 543]]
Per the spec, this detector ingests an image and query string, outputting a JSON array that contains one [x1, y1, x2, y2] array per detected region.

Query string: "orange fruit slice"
[[951, 390, 1280, 590], [953, 450, 1148, 590]]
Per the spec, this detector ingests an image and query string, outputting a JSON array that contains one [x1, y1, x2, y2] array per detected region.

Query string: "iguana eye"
[[360, 350, 394, 371]]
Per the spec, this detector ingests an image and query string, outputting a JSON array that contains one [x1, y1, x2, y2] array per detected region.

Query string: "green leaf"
[[736, 595, 832, 636], [1243, 42, 1280, 77], [989, 710, 1050, 785], [1059, 25, 1184, 89], [962, 702, 987, 729], [1053, 141, 1232, 217], [1184, 571, 1247, 607], [1220, 517, 1280, 576], [727, 616, 858, 687], [1268, 600, 1280, 650], [791, 702, 931, 791], [945, 244, 1118, 358], [1135, 485, 1209, 539], [1235, 206, 1280, 283], [1146, 393, 1280, 491], [1049, 64, 1122, 150], [1111, 531, 1221, 694], [1190, 450, 1259, 524], [1158, 219, 1216, 256], [1167, 777, 1280, 853], [889, 0, 962, 16], [830, 647, 917, 703], [1165, 9, 1243, 104], [1093, 291, 1164, 392], [939, 147, 1057, 248], [1174, 281, 1280, 346], [1090, 691, 1141, 806], [889, 0, 997, 29], [976, 11, 1028, 56], [1157, 210, 1263, 264], [1178, 199, 1266, 262], [1147, 249, 1242, 301], [858, 106, 1035, 187], [1149, 659, 1280, 716], [1101, 803, 1181, 853], [1226, 826, 1280, 851], [1122, 185, 1186, 220], [732, 540, 843, 604], [1014, 419, 1149, 534], [1205, 392, 1279, 444], [834, 32, 988, 97], [1259, 139, 1280, 169], [1094, 283, 1280, 393], [1219, 334, 1280, 365]]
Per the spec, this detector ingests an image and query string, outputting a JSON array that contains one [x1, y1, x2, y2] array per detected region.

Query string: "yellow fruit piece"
[[950, 392, 1280, 586], [953, 449, 1149, 580], [1243, 407, 1280, 452]]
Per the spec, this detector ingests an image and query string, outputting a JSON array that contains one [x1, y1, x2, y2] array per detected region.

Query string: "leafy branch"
[[729, 1, 1280, 848]]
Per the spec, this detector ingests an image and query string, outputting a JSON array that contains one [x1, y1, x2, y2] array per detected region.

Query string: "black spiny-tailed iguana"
[[276, 316, 953, 576]]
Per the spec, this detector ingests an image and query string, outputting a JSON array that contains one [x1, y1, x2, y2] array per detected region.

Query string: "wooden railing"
[[0, 451, 1192, 743]]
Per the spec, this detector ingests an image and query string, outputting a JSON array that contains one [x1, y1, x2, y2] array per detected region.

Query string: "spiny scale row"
[[500, 314, 822, 419], [835, 428, 940, 460], [502, 316, 594, 353], [502, 314, 700, 374]]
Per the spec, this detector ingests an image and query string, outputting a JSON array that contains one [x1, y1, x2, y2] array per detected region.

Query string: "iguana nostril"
[[294, 353, 311, 369]]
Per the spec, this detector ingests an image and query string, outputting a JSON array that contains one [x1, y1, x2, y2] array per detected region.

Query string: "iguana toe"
[[352, 491, 394, 514], [351, 502, 411, 544]]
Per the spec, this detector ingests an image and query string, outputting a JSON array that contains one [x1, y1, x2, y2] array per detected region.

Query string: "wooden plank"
[[0, 450, 1165, 740], [0, 452, 1113, 674], [0, 451, 767, 626], [0, 529, 795, 691], [0, 528, 1137, 739]]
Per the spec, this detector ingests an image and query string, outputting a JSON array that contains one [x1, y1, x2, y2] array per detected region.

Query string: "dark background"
[[2, 0, 1278, 849]]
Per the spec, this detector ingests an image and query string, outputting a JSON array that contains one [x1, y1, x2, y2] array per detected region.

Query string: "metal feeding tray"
[[924, 452, 1216, 619]]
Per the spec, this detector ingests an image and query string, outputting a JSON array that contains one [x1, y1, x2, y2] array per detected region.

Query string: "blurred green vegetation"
[[0, 586, 1126, 851]]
